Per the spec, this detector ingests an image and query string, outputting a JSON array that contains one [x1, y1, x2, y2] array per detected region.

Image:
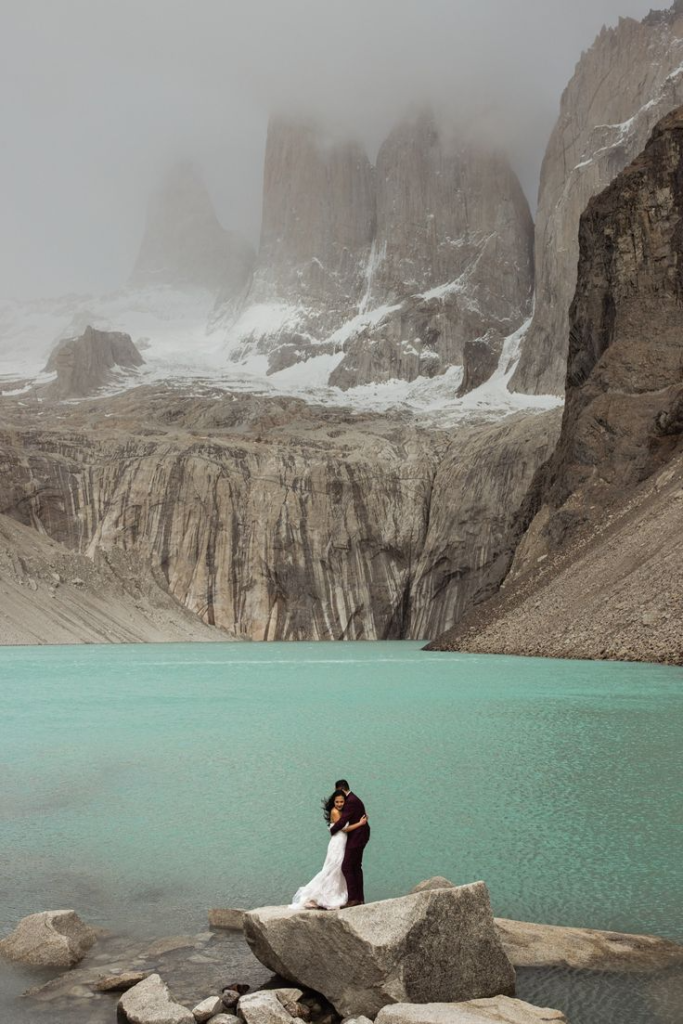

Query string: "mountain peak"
[[129, 162, 254, 296]]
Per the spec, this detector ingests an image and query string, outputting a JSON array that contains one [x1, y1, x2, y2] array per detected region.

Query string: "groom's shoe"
[[344, 900, 362, 908]]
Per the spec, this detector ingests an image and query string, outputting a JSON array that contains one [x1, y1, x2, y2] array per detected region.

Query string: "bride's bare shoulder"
[[330, 808, 341, 823]]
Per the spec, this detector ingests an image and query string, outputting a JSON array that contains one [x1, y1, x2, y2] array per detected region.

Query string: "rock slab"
[[0, 909, 98, 967], [193, 995, 225, 1021], [118, 973, 194, 1024], [238, 990, 303, 1024], [375, 997, 568, 1024], [495, 917, 683, 973], [244, 882, 515, 1017]]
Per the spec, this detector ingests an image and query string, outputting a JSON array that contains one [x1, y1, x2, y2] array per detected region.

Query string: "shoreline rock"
[[118, 972, 194, 1024], [244, 882, 516, 1017], [375, 997, 568, 1023], [0, 909, 98, 968]]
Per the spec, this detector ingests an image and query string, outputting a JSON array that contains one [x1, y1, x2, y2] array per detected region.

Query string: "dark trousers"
[[342, 843, 366, 903]]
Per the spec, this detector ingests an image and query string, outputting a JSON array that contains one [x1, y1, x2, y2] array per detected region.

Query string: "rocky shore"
[[2, 880, 682, 1024]]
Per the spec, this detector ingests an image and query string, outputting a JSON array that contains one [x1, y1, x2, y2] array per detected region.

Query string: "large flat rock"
[[495, 917, 683, 973], [244, 882, 515, 1017], [376, 996, 568, 1024]]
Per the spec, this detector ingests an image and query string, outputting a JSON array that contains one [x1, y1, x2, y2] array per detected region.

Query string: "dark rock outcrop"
[[45, 325, 144, 398], [429, 108, 683, 662], [512, 3, 683, 395]]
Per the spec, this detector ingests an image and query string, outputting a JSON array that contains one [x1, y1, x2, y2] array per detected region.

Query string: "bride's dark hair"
[[322, 788, 346, 824]]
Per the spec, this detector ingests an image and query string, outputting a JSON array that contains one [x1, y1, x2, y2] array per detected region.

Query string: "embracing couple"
[[291, 779, 370, 911]]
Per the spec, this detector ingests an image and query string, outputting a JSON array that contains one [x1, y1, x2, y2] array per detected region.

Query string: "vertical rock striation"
[[0, 390, 555, 642], [224, 116, 375, 373], [512, 2, 683, 395], [330, 112, 533, 389]]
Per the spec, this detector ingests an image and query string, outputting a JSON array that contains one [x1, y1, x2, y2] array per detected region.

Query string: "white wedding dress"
[[290, 824, 348, 910]]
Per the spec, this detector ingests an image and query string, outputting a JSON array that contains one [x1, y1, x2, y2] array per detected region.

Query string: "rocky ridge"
[[428, 107, 683, 662], [512, 1, 683, 394]]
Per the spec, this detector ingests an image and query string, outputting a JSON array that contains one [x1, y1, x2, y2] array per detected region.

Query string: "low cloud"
[[0, 0, 660, 297]]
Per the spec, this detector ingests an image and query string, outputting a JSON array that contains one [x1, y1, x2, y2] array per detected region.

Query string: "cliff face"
[[130, 162, 255, 297], [429, 108, 683, 663], [512, 3, 683, 395], [225, 112, 533, 391], [0, 389, 553, 642], [330, 112, 534, 390], [0, 512, 231, 644]]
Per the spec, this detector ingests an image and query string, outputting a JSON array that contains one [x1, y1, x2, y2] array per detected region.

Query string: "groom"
[[329, 778, 370, 907]]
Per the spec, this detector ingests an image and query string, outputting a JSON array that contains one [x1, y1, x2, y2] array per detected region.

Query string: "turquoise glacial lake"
[[0, 642, 682, 1023]]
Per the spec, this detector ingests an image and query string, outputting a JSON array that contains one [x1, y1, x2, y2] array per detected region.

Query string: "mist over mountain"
[[1, 0, 661, 299]]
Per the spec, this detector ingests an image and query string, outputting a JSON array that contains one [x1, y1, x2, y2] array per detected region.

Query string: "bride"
[[290, 789, 368, 910]]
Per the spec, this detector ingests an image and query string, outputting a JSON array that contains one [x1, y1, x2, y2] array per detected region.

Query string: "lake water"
[[0, 642, 681, 1023]]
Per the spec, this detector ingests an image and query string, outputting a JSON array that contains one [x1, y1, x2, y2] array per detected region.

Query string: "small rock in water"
[[118, 973, 194, 1024], [95, 970, 151, 992], [0, 909, 98, 968], [239, 990, 302, 1024], [210, 1017, 240, 1024], [143, 935, 196, 958], [410, 876, 456, 893], [222, 984, 249, 1009], [193, 995, 225, 1021]]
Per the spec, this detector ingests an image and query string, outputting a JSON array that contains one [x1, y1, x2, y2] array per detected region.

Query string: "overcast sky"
[[0, 0, 662, 298]]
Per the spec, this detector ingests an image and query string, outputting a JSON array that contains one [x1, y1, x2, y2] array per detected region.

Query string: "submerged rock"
[[95, 969, 151, 992], [209, 908, 247, 930], [0, 909, 98, 968], [243, 883, 515, 1017], [118, 973, 194, 1024], [375, 996, 568, 1024]]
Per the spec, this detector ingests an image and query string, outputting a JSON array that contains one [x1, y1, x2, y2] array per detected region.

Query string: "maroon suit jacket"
[[330, 791, 370, 848]]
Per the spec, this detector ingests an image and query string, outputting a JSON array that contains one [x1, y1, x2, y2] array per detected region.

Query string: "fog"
[[1, 0, 661, 298]]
